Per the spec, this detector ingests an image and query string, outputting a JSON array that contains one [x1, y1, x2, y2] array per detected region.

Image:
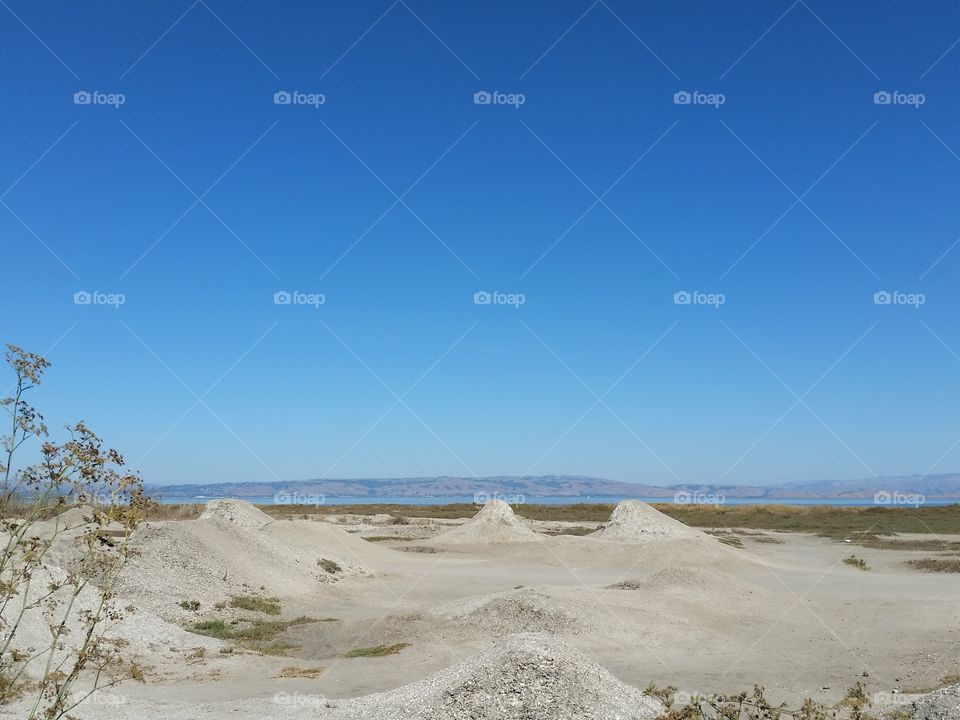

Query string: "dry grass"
[[539, 525, 596, 536], [607, 580, 643, 590], [144, 503, 205, 520], [906, 557, 960, 573], [317, 558, 342, 573], [717, 536, 745, 548], [843, 555, 870, 571], [142, 499, 960, 534]]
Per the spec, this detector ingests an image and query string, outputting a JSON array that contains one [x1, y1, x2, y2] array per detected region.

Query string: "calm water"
[[154, 495, 960, 507]]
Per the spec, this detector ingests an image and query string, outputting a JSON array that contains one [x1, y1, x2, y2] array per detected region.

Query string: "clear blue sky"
[[2, 0, 959, 486]]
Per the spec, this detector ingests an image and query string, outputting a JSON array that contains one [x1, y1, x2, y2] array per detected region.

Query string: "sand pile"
[[592, 501, 705, 542], [3, 564, 222, 685], [119, 500, 373, 619], [431, 500, 540, 546], [199, 498, 273, 527], [338, 633, 663, 720]]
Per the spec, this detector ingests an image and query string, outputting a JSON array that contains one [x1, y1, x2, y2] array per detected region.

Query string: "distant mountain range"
[[146, 473, 960, 500]]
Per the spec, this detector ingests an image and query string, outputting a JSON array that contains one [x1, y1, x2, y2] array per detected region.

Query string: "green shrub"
[[229, 595, 281, 615], [343, 642, 410, 658]]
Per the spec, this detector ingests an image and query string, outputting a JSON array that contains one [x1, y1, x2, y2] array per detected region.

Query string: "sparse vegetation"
[[277, 665, 325, 678], [396, 545, 438, 553], [143, 500, 960, 536], [179, 599, 201, 611], [317, 558, 342, 573], [906, 557, 960, 573], [843, 555, 870, 571], [362, 536, 413, 542], [829, 534, 960, 552], [343, 642, 411, 658], [607, 581, 643, 590], [0, 345, 148, 718], [717, 536, 745, 548], [229, 595, 281, 615], [647, 682, 878, 719], [189, 616, 336, 655], [540, 525, 595, 536]]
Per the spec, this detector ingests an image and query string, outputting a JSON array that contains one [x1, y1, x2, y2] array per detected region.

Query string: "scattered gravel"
[[889, 684, 960, 719]]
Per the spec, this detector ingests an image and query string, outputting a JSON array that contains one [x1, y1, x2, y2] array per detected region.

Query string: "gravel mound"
[[424, 587, 590, 635], [199, 499, 273, 528], [592, 501, 705, 542], [891, 684, 960, 719], [338, 633, 663, 720], [432, 500, 540, 546]]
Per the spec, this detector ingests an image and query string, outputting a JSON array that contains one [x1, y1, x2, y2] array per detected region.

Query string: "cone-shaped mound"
[[198, 498, 273, 528], [432, 499, 540, 546], [592, 500, 705, 542], [338, 633, 663, 720], [424, 586, 591, 635]]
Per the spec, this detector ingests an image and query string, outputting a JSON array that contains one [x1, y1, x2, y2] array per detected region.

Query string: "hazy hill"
[[147, 473, 960, 499]]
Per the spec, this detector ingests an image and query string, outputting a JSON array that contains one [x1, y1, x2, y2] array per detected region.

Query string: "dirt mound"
[[119, 515, 374, 619], [424, 587, 591, 635], [592, 501, 705, 542], [338, 633, 663, 720], [431, 500, 540, 546], [198, 499, 273, 528]]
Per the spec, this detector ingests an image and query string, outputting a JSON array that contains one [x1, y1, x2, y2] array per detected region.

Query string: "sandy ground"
[[2, 500, 957, 719]]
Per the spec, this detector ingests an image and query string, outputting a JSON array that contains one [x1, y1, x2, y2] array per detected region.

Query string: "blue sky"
[[2, 0, 959, 486]]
